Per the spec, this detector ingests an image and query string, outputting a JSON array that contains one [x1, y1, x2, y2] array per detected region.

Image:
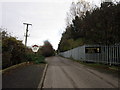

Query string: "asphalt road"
[[43, 56, 119, 88], [2, 64, 45, 88]]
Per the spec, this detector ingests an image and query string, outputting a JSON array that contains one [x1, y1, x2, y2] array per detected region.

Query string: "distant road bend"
[[43, 56, 119, 88]]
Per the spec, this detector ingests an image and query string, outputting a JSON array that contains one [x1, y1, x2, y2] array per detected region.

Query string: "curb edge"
[[38, 63, 48, 89], [0, 62, 27, 74]]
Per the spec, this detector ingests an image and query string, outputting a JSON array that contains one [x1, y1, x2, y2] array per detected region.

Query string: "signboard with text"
[[85, 47, 101, 53]]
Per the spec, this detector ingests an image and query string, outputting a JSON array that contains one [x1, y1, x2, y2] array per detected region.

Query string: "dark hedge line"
[[1, 30, 45, 69]]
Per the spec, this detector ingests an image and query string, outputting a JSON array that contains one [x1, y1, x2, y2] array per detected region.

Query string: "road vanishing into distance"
[[43, 56, 119, 88], [2, 56, 119, 89]]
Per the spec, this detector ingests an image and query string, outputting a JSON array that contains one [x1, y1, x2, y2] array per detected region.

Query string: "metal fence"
[[59, 44, 120, 65]]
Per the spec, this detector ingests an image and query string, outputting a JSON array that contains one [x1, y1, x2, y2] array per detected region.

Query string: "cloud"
[[1, 0, 102, 50], [2, 2, 71, 50]]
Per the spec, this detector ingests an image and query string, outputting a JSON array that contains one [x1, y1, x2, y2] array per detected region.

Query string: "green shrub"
[[26, 53, 45, 64]]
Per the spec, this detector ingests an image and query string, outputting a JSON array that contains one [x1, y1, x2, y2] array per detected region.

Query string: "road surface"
[[43, 56, 119, 88], [2, 64, 45, 88]]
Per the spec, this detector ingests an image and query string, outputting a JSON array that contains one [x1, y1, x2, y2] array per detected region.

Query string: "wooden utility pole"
[[23, 23, 32, 47]]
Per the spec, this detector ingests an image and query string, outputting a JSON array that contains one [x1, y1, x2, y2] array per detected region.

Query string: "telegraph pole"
[[23, 23, 32, 47]]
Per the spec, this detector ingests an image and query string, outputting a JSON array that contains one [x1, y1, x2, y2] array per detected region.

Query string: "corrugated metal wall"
[[59, 44, 120, 65]]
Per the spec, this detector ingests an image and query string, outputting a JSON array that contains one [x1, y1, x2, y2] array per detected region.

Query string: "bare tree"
[[66, 0, 92, 26]]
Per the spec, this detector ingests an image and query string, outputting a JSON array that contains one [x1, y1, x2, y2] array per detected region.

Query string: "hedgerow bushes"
[[1, 30, 29, 69], [1, 30, 45, 69]]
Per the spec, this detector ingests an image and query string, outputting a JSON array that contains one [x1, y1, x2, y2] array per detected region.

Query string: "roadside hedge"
[[1, 29, 46, 69]]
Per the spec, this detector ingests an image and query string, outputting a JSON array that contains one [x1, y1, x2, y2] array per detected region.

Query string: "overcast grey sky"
[[0, 0, 102, 50]]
